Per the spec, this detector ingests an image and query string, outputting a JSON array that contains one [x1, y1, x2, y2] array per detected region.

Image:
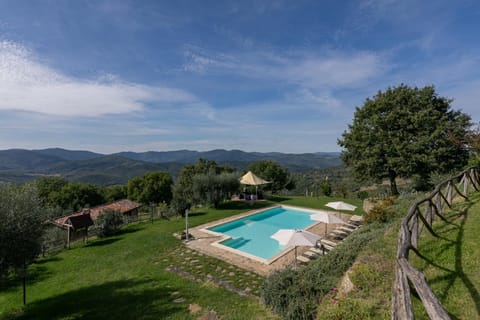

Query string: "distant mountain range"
[[0, 148, 342, 185]]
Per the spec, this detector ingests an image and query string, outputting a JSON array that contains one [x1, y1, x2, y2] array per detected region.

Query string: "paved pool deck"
[[185, 205, 355, 276]]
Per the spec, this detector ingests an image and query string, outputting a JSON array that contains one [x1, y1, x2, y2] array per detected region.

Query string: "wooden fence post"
[[392, 166, 479, 320]]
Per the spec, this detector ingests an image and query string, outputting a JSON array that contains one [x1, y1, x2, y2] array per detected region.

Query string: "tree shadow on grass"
[[0, 264, 53, 296], [17, 279, 182, 320], [266, 196, 290, 202], [188, 211, 207, 217], [84, 238, 120, 248], [216, 201, 272, 210], [33, 256, 62, 265], [419, 200, 480, 317], [116, 224, 145, 236]]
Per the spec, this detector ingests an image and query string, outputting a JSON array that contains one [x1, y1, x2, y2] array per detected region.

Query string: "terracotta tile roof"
[[52, 199, 142, 228]]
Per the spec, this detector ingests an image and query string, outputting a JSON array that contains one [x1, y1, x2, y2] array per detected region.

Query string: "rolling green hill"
[[0, 148, 342, 185]]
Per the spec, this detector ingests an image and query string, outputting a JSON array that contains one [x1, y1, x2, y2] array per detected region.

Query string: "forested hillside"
[[0, 148, 341, 185]]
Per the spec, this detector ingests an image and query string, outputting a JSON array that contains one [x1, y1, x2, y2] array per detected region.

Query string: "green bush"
[[319, 298, 372, 320], [262, 223, 384, 320], [95, 210, 124, 237], [357, 190, 369, 200], [364, 196, 396, 223], [349, 263, 382, 289], [321, 180, 332, 197]]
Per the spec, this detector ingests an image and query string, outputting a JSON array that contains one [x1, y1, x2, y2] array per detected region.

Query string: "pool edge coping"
[[197, 204, 338, 265]]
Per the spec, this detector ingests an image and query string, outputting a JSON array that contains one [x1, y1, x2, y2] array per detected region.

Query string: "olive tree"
[[192, 172, 240, 208], [0, 183, 47, 304], [338, 84, 471, 194], [171, 159, 230, 215]]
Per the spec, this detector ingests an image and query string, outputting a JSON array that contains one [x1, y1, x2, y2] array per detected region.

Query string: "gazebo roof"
[[239, 171, 270, 186]]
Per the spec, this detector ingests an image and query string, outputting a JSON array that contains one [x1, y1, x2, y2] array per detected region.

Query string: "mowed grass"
[[1, 196, 361, 320], [410, 193, 480, 320]]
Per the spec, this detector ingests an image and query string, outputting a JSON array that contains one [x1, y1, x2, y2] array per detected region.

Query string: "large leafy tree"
[[0, 183, 47, 304], [51, 182, 105, 211], [127, 171, 173, 204], [338, 84, 471, 194], [36, 176, 68, 207], [248, 160, 293, 193]]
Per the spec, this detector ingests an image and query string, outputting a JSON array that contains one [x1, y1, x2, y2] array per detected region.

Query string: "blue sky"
[[0, 0, 479, 153]]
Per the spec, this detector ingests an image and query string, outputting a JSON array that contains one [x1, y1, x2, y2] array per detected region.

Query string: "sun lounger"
[[296, 255, 311, 264], [321, 239, 338, 247], [310, 247, 329, 255], [338, 226, 355, 233], [332, 229, 350, 236], [310, 247, 323, 254], [343, 222, 359, 230], [349, 215, 364, 225], [304, 251, 320, 259]]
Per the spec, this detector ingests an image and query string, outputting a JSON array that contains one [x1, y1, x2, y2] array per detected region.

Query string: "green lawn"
[[1, 195, 361, 320], [411, 193, 480, 320], [313, 192, 480, 320]]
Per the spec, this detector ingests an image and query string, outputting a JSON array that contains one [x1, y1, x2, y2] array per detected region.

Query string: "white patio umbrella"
[[325, 201, 357, 211], [270, 229, 320, 264], [239, 171, 270, 199], [310, 211, 345, 237]]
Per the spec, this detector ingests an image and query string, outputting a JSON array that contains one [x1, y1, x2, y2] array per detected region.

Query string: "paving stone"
[[197, 310, 217, 320], [189, 303, 202, 314], [173, 297, 186, 303]]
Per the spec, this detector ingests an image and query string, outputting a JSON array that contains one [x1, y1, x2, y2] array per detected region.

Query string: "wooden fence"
[[392, 167, 480, 319]]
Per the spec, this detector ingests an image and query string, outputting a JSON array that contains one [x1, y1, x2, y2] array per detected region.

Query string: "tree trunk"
[[389, 170, 399, 195], [22, 261, 26, 305]]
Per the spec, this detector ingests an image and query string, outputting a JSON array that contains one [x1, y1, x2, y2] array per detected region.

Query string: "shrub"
[[319, 298, 372, 320], [364, 196, 396, 223], [95, 210, 124, 237], [357, 191, 369, 200], [321, 180, 332, 197], [262, 223, 384, 320], [349, 263, 382, 289]]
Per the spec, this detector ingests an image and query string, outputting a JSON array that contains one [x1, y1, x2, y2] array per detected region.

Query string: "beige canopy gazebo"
[[239, 171, 270, 200]]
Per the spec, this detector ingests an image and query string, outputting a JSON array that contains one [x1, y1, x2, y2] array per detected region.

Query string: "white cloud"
[[182, 47, 386, 90], [285, 52, 385, 88], [0, 40, 209, 117]]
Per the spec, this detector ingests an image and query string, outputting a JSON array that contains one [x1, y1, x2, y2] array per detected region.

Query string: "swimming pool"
[[206, 205, 322, 262]]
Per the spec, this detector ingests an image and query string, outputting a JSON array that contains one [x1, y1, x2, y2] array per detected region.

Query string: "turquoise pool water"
[[208, 206, 316, 260]]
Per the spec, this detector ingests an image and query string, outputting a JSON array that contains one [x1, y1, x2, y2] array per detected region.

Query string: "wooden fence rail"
[[392, 167, 480, 320]]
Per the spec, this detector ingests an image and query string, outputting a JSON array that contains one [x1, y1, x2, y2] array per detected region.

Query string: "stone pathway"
[[163, 246, 265, 297]]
